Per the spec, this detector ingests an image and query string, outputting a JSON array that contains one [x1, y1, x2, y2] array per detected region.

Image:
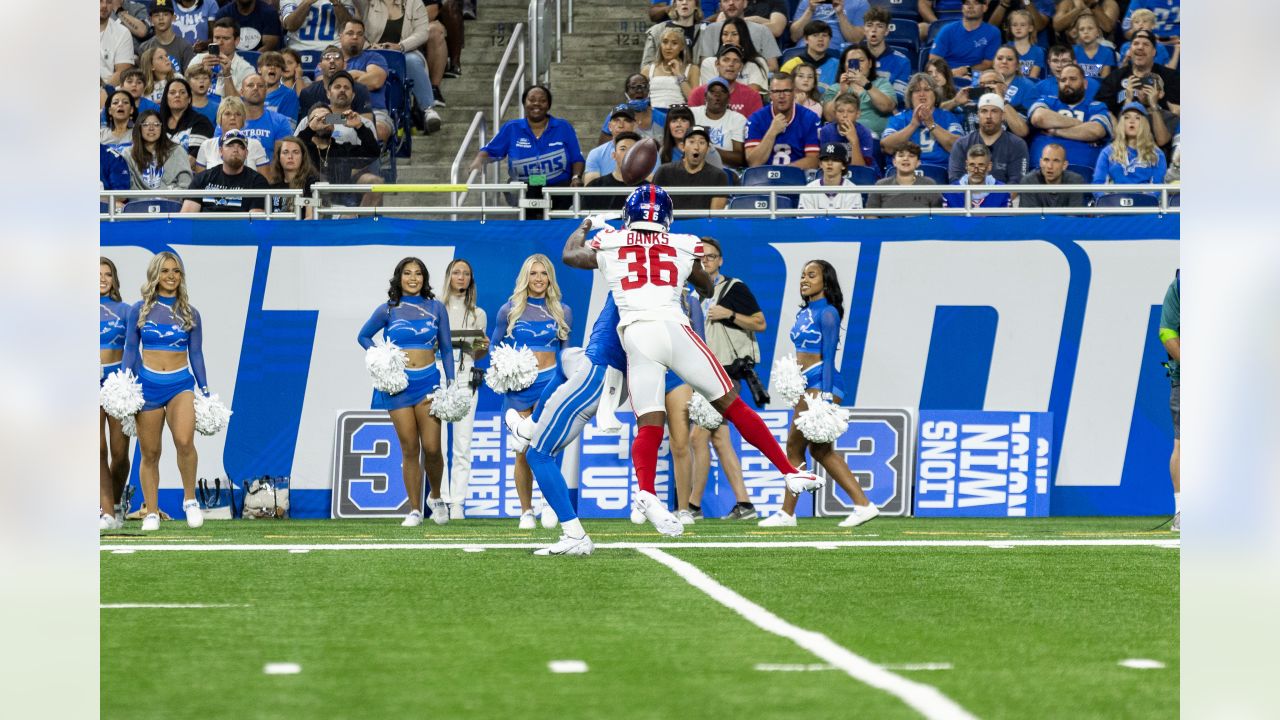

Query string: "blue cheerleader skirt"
[[373, 365, 442, 411], [140, 365, 196, 411], [802, 362, 844, 403], [664, 369, 686, 395], [100, 361, 121, 387], [503, 365, 561, 413]]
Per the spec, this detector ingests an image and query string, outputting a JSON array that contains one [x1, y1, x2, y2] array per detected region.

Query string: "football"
[[619, 137, 659, 184]]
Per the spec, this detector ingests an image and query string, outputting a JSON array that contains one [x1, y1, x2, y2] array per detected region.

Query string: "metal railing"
[[99, 188, 304, 220], [492, 22, 526, 126], [528, 0, 567, 85], [311, 182, 529, 219], [448, 111, 489, 213]]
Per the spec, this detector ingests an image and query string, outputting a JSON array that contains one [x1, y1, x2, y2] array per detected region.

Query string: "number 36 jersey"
[[590, 228, 704, 329]]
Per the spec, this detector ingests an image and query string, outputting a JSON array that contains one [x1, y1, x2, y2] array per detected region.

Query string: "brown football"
[[619, 137, 659, 184]]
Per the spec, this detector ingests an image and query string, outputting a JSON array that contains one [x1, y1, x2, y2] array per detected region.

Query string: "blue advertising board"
[[914, 411, 1053, 517]]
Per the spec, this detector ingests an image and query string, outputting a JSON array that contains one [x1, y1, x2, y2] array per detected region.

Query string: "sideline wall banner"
[[914, 411, 1054, 518], [101, 216, 1179, 518]]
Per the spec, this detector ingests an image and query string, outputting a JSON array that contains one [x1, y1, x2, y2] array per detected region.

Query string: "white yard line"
[[639, 548, 977, 720], [755, 662, 954, 672], [100, 603, 250, 609], [101, 539, 1179, 552]]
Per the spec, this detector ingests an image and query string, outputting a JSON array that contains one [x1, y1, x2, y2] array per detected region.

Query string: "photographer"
[[690, 237, 766, 521]]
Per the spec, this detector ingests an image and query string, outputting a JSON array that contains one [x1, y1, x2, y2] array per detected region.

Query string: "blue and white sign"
[[815, 409, 915, 517], [577, 417, 671, 519], [914, 411, 1053, 517]]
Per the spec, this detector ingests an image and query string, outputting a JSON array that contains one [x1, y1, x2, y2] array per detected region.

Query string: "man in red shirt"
[[688, 45, 763, 117]]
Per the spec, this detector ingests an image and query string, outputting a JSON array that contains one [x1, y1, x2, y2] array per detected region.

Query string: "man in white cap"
[[947, 92, 1029, 184]]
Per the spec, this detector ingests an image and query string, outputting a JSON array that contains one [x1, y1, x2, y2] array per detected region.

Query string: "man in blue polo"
[[745, 72, 820, 168], [1028, 62, 1112, 170], [928, 0, 1001, 80]]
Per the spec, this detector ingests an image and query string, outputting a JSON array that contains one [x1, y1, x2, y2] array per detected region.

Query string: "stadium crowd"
[[101, 0, 1180, 210]]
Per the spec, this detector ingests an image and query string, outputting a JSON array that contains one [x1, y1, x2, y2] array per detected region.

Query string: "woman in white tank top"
[[643, 26, 693, 110]]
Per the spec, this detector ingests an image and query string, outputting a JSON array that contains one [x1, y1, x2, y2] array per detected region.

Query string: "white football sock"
[[561, 518, 585, 538], [1174, 492, 1180, 514]]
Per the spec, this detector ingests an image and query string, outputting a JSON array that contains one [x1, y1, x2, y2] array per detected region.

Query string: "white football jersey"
[[590, 228, 704, 328]]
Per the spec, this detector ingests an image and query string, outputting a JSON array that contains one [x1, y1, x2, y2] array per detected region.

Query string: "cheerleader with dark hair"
[[99, 257, 131, 531], [358, 258, 455, 527], [759, 260, 880, 529]]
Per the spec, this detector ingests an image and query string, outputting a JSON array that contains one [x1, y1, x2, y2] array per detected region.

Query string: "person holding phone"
[[296, 92, 383, 205], [825, 43, 895, 133]]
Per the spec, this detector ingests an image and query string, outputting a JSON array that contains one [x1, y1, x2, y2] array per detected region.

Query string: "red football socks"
[[632, 424, 664, 494], [722, 397, 799, 474]]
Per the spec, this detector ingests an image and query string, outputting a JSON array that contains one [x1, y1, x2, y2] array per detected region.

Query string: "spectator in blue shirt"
[[1028, 62, 1112, 169], [789, 0, 870, 50], [881, 73, 965, 167], [1122, 0, 1179, 40], [214, 0, 283, 51], [256, 52, 300, 120], [745, 73, 822, 168], [859, 6, 912, 101], [1071, 14, 1116, 80], [236, 74, 296, 162], [469, 85, 586, 213], [1091, 102, 1166, 196], [1034, 44, 1101, 106], [928, 0, 1002, 80], [339, 19, 393, 143]]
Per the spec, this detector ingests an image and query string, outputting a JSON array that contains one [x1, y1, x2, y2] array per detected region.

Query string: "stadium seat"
[[1093, 193, 1160, 208], [728, 194, 797, 210], [122, 198, 184, 214], [1169, 192, 1180, 208], [868, 0, 921, 22], [740, 165, 807, 205], [296, 50, 322, 78], [99, 201, 109, 214], [722, 166, 739, 185], [916, 163, 950, 184], [1068, 164, 1095, 181], [239, 50, 261, 69], [372, 49, 413, 165], [847, 165, 880, 186], [886, 20, 919, 58]]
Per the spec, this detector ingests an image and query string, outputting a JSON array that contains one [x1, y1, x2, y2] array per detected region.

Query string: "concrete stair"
[[384, 0, 652, 212]]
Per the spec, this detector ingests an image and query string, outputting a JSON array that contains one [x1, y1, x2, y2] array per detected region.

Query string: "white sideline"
[[638, 548, 977, 720], [100, 539, 1178, 552], [100, 603, 249, 609]]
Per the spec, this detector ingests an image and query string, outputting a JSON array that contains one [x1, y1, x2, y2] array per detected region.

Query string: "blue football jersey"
[[1028, 96, 1113, 169]]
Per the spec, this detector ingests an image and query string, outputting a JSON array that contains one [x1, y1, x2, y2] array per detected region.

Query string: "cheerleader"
[[99, 257, 131, 531], [440, 258, 489, 520], [759, 260, 879, 529], [358, 258, 455, 527], [121, 252, 210, 532], [491, 254, 573, 529]]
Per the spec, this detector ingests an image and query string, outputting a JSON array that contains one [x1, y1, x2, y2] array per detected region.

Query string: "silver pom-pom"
[[120, 414, 137, 437], [687, 392, 723, 430], [428, 379, 473, 422], [485, 345, 539, 393], [795, 395, 849, 445], [193, 392, 233, 436], [100, 369, 144, 420], [771, 355, 808, 408], [365, 338, 409, 394]]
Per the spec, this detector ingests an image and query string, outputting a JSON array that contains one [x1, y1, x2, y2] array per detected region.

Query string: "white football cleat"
[[784, 467, 824, 494], [635, 490, 683, 537], [505, 408, 533, 453], [99, 512, 122, 531], [838, 503, 880, 528], [141, 513, 160, 532], [629, 505, 646, 524], [676, 509, 696, 525], [540, 504, 559, 529], [426, 497, 450, 525], [534, 533, 594, 556], [401, 509, 423, 527], [758, 511, 797, 527], [449, 502, 466, 520], [1170, 512, 1180, 533], [182, 499, 204, 529], [518, 510, 537, 530]]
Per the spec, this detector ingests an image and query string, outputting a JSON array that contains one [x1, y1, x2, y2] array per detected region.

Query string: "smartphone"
[[324, 112, 345, 125], [846, 58, 861, 71]]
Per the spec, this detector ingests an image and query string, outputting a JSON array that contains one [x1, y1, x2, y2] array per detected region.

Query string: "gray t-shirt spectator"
[[140, 34, 196, 76], [947, 131, 1029, 184], [1017, 169, 1088, 208], [653, 161, 730, 210], [865, 176, 941, 209]]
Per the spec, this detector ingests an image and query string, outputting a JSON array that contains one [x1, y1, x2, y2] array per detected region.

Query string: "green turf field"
[[101, 518, 1178, 719]]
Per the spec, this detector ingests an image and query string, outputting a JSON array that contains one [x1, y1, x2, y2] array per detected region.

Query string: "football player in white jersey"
[[563, 184, 822, 536]]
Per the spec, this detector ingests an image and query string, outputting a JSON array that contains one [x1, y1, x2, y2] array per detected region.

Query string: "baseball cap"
[[221, 129, 248, 147], [609, 104, 636, 121], [1120, 101, 1149, 117], [977, 93, 1005, 110], [706, 76, 732, 92], [1130, 29, 1158, 45], [818, 142, 849, 163], [685, 125, 711, 142], [717, 44, 744, 59], [149, 0, 174, 15]]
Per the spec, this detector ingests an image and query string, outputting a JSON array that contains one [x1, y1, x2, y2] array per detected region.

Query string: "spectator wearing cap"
[[881, 73, 964, 168], [928, 0, 1001, 80], [187, 17, 257, 96], [653, 125, 730, 210], [1119, 9, 1177, 70], [947, 93, 1029, 183], [693, 0, 782, 72], [140, 0, 196, 78], [788, 0, 869, 50], [1097, 30, 1180, 117], [1028, 62, 1112, 170], [214, 0, 283, 51], [583, 107, 655, 184], [744, 73, 821, 168], [582, 132, 646, 211], [943, 144, 1012, 209], [689, 47, 764, 117], [799, 143, 862, 214], [256, 52, 300, 120], [598, 74, 668, 145], [692, 78, 748, 167], [195, 98, 270, 173], [780, 21, 841, 101], [662, 105, 724, 169], [1091, 102, 1167, 196], [1018, 143, 1089, 209], [182, 128, 271, 213], [866, 143, 942, 211], [298, 47, 375, 122], [817, 93, 877, 174], [642, 0, 706, 68], [694, 20, 770, 91]]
